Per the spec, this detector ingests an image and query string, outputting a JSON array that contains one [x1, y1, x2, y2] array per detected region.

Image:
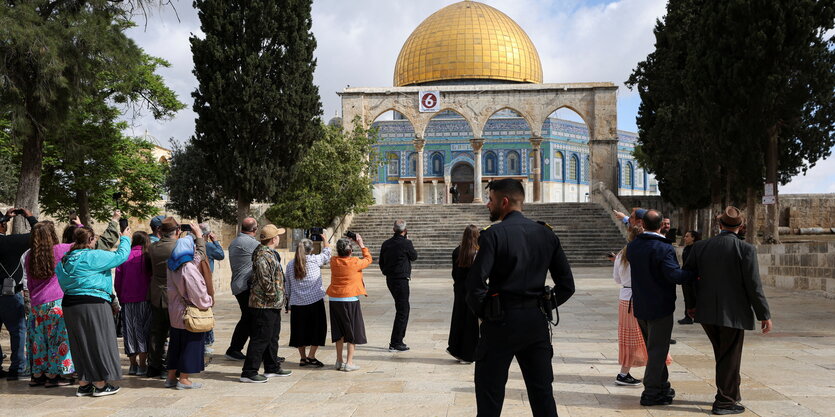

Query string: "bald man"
[[225, 217, 262, 360]]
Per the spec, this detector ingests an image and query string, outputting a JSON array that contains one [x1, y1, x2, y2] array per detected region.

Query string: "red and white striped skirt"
[[617, 299, 672, 367]]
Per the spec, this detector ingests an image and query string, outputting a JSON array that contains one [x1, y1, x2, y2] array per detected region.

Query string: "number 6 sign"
[[419, 91, 440, 112]]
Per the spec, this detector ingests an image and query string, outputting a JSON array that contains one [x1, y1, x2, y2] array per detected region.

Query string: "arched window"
[[568, 155, 579, 181], [387, 152, 399, 177], [553, 151, 564, 180], [484, 151, 498, 175], [431, 152, 444, 176], [408, 153, 418, 176], [625, 162, 634, 188], [506, 151, 520, 175], [583, 156, 590, 182]]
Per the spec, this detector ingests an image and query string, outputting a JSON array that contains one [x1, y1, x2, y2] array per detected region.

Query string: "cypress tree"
[[190, 0, 323, 223]]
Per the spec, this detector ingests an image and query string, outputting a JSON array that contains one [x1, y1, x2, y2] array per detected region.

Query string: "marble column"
[[530, 137, 543, 202], [410, 181, 416, 204], [444, 175, 451, 204], [398, 180, 405, 205], [414, 137, 425, 204], [431, 180, 438, 204], [470, 138, 485, 203]]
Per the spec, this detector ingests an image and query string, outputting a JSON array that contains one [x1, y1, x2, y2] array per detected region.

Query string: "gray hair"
[[199, 223, 211, 235], [299, 238, 314, 255], [336, 238, 354, 257], [393, 219, 407, 233]]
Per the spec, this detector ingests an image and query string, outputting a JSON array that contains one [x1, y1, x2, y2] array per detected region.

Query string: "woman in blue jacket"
[[57, 226, 132, 397]]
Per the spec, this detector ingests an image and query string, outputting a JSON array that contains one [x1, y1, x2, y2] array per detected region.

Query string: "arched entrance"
[[451, 162, 475, 203]]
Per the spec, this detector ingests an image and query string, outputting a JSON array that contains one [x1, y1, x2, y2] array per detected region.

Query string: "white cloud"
[[122, 0, 831, 192]]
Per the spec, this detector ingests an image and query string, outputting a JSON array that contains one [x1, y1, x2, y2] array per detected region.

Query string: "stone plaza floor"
[[1, 267, 834, 416]]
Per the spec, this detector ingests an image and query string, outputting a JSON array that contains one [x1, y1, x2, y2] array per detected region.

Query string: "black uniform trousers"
[[229, 289, 252, 353], [701, 324, 745, 408], [636, 314, 674, 401], [241, 308, 281, 378], [386, 278, 410, 347], [148, 304, 170, 372], [474, 307, 557, 417]]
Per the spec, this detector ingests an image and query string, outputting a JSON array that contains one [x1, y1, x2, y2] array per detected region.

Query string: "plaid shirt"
[[285, 247, 331, 306], [248, 245, 285, 309]]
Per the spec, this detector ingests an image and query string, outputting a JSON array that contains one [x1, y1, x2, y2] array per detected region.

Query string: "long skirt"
[[618, 300, 672, 367], [28, 299, 74, 375], [122, 301, 151, 356], [329, 300, 367, 344], [63, 302, 122, 382], [166, 327, 206, 374], [447, 285, 479, 362], [290, 299, 327, 347]]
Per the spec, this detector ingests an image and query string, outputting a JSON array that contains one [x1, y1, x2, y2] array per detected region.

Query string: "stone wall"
[[757, 242, 835, 299], [754, 194, 835, 230]]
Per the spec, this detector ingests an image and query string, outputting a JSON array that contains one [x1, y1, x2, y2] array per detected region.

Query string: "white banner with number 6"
[[419, 91, 440, 112]]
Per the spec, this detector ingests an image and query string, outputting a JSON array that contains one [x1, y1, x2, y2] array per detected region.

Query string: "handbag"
[[183, 304, 215, 333]]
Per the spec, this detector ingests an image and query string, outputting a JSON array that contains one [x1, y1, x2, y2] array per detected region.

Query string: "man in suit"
[[627, 209, 695, 406], [683, 206, 772, 415], [379, 219, 418, 352]]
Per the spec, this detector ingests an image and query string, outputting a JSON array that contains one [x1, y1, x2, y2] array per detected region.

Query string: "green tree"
[[0, 0, 174, 228], [40, 97, 168, 224], [0, 114, 20, 204], [266, 123, 379, 229], [164, 142, 237, 223], [190, 0, 323, 223], [628, 0, 835, 241]]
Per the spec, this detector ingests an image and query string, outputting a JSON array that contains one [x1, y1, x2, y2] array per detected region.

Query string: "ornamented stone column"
[[398, 180, 405, 205], [414, 137, 425, 204], [470, 138, 485, 203], [431, 180, 438, 204], [530, 137, 543, 202]]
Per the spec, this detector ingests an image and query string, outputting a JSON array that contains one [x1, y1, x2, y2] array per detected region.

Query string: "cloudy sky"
[[124, 0, 834, 194]]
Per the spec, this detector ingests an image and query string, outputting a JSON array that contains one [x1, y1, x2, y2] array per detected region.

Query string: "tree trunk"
[[764, 126, 780, 243], [77, 189, 91, 226], [745, 186, 759, 244], [236, 192, 250, 234], [12, 128, 44, 234]]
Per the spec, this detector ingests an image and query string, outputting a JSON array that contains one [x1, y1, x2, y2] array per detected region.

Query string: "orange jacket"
[[327, 247, 372, 298]]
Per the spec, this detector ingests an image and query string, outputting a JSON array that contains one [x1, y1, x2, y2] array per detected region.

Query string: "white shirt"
[[612, 251, 632, 301]]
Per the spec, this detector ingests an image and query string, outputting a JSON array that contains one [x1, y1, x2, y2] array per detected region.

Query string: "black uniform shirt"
[[465, 210, 575, 316]]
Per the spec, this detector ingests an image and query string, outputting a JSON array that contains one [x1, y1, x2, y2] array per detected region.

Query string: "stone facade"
[[754, 194, 835, 230], [757, 242, 835, 299]]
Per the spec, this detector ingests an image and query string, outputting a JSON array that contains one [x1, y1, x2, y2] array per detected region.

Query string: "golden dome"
[[394, 1, 543, 86]]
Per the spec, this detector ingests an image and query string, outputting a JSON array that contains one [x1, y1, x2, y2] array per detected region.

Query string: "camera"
[[13, 209, 25, 216], [112, 192, 123, 200], [345, 231, 357, 240], [308, 227, 324, 242], [180, 224, 192, 233]]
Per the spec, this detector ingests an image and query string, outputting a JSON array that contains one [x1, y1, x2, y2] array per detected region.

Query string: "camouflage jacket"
[[248, 245, 285, 309]]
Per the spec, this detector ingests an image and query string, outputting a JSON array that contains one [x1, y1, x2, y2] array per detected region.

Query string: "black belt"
[[499, 295, 540, 309]]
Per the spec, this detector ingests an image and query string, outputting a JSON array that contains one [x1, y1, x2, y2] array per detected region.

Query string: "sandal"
[[29, 374, 47, 387], [299, 358, 309, 367], [44, 375, 74, 388], [307, 358, 324, 368]]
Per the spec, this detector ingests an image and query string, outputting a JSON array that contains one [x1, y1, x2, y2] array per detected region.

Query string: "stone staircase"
[[346, 203, 626, 269]]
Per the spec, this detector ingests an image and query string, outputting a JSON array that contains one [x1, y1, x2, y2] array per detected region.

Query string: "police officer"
[[466, 178, 575, 417]]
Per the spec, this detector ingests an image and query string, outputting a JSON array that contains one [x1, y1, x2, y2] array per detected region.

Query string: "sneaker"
[[678, 316, 694, 325], [334, 361, 343, 370], [239, 374, 269, 383], [712, 404, 745, 415], [128, 364, 138, 375], [342, 363, 360, 372], [389, 344, 410, 352], [176, 381, 204, 390], [92, 384, 121, 397], [264, 369, 292, 378], [76, 384, 95, 397], [225, 350, 246, 361], [164, 379, 178, 388], [615, 373, 642, 386], [136, 367, 148, 377]]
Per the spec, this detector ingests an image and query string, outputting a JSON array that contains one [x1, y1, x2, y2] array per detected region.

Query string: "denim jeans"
[[0, 293, 26, 373]]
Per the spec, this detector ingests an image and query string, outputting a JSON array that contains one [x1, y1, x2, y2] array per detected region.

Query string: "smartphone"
[[180, 224, 192, 232], [119, 219, 129, 233], [13, 209, 25, 216]]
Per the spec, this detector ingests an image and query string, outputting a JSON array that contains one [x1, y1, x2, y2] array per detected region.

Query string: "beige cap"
[[259, 224, 286, 241]]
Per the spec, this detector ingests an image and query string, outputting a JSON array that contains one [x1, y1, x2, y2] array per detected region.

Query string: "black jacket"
[[626, 232, 695, 320], [683, 231, 770, 330], [0, 215, 38, 292], [379, 233, 417, 279], [466, 210, 575, 316]]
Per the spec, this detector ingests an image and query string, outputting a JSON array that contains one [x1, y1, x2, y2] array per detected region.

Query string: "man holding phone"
[[0, 207, 37, 380], [378, 219, 418, 352]]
